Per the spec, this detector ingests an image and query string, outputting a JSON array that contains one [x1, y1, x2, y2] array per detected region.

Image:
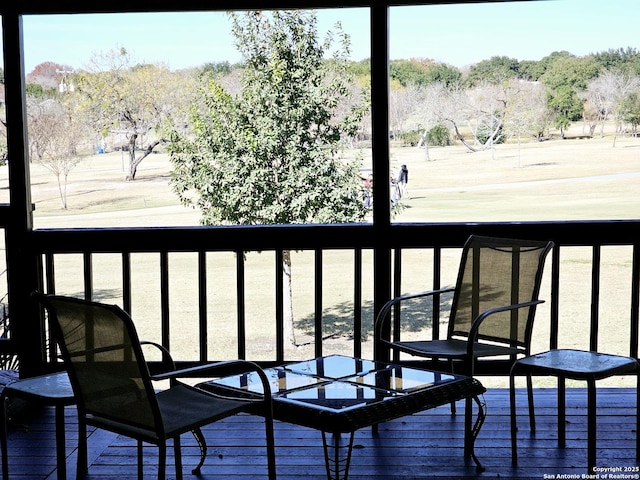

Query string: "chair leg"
[[449, 359, 457, 415], [137, 440, 144, 479], [265, 416, 277, 480], [76, 417, 88, 478], [157, 443, 166, 480], [510, 372, 518, 466], [526, 373, 536, 433], [173, 435, 183, 480]]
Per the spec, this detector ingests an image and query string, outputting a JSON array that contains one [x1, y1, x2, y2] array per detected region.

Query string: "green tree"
[[541, 55, 600, 138], [425, 124, 450, 147], [347, 59, 371, 77], [592, 47, 640, 73], [78, 48, 195, 180], [619, 91, 640, 133], [200, 61, 235, 77], [390, 59, 430, 86], [168, 10, 369, 346], [541, 55, 601, 92], [547, 85, 583, 138], [466, 55, 519, 87], [389, 59, 460, 88], [25, 83, 49, 98], [518, 59, 547, 81], [423, 63, 461, 87], [539, 50, 575, 70]]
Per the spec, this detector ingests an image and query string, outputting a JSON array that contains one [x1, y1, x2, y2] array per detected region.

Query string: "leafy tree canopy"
[[389, 59, 461, 88], [200, 61, 235, 77], [77, 49, 192, 180], [518, 59, 547, 81], [168, 10, 370, 226], [390, 59, 431, 87], [547, 84, 583, 135], [347, 59, 371, 77], [619, 91, 640, 130], [541, 55, 601, 91], [591, 47, 640, 73], [25, 83, 50, 98], [466, 56, 520, 86], [423, 63, 461, 87]]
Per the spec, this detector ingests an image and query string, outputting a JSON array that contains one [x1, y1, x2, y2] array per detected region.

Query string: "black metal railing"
[[25, 220, 640, 372]]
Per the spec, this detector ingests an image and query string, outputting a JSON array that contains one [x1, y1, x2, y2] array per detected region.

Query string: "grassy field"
[[390, 129, 640, 222], [15, 123, 640, 226], [2, 125, 639, 386]]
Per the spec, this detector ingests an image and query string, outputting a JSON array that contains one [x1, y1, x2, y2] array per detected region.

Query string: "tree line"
[[2, 31, 640, 197], [381, 48, 640, 155]]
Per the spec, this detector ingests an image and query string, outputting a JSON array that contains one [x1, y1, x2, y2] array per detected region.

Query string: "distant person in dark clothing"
[[397, 164, 409, 199]]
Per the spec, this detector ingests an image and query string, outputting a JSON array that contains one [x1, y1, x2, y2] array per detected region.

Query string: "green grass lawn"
[[14, 121, 640, 225]]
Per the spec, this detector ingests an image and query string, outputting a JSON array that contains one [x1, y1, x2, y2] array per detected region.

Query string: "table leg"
[[464, 397, 471, 457], [558, 376, 566, 448], [54, 405, 66, 480], [465, 395, 486, 472], [321, 431, 354, 480], [510, 373, 518, 466], [587, 378, 596, 475]]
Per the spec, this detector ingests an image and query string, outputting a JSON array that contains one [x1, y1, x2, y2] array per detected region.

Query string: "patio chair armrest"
[[151, 359, 273, 398], [466, 299, 545, 358], [140, 341, 176, 372], [374, 287, 455, 339]]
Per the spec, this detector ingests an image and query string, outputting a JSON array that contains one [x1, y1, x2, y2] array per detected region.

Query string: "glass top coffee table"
[[198, 355, 486, 479]]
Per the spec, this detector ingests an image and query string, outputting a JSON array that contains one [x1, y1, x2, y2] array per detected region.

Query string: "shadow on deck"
[[2, 388, 637, 479]]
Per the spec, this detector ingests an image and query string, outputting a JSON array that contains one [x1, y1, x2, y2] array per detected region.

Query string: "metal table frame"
[[510, 349, 640, 475], [201, 354, 487, 480], [1, 371, 84, 480]]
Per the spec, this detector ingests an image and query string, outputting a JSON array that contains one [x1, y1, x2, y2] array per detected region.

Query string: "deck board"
[[2, 387, 638, 479]]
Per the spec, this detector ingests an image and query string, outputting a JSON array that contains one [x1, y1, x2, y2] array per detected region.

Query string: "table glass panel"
[[212, 367, 324, 395], [209, 355, 459, 402], [277, 380, 397, 412], [345, 366, 455, 393], [284, 356, 378, 379]]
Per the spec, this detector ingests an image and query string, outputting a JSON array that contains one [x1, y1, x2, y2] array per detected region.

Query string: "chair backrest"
[[448, 235, 553, 350], [36, 294, 162, 434]]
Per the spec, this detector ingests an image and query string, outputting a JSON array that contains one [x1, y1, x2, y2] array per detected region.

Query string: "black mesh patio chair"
[[374, 235, 553, 427], [34, 292, 277, 480]]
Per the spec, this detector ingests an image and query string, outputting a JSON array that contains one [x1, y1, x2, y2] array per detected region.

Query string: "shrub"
[[426, 124, 451, 146]]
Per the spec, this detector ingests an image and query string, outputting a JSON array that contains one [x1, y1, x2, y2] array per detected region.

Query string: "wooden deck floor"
[[2, 387, 638, 480]]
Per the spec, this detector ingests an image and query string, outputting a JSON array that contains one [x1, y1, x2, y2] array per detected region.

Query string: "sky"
[[3, 0, 639, 74]]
